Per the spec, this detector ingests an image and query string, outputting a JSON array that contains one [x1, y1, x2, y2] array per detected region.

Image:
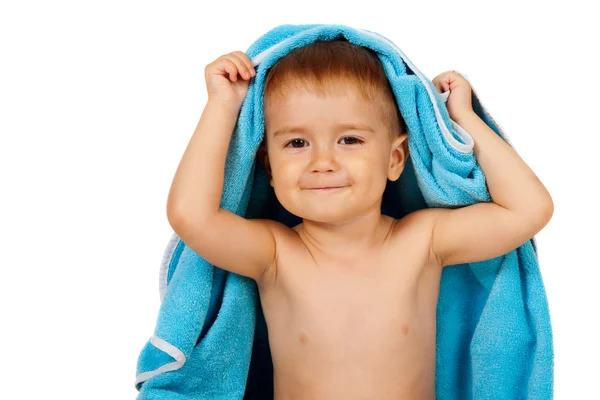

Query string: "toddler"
[[165, 40, 553, 399]]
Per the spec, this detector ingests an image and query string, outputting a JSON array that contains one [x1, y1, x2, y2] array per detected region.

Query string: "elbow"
[[167, 205, 219, 231], [166, 193, 221, 228], [528, 198, 554, 232], [166, 197, 184, 227], [538, 192, 554, 223], [538, 185, 554, 221], [540, 204, 554, 232], [543, 198, 554, 222], [166, 201, 187, 228], [511, 196, 553, 233], [167, 207, 187, 231], [523, 193, 554, 222]]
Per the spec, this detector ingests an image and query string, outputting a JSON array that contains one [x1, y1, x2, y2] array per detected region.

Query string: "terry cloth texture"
[[134, 24, 553, 400]]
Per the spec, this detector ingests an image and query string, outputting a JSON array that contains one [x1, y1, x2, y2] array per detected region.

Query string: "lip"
[[308, 186, 348, 191]]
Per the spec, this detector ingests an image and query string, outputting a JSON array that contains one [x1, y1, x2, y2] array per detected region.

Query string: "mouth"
[[308, 186, 348, 191]]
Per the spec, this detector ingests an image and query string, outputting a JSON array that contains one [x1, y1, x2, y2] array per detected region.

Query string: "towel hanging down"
[[134, 23, 553, 400]]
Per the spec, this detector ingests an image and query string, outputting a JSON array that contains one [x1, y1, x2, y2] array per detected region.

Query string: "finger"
[[231, 51, 255, 73], [227, 54, 250, 80], [227, 54, 253, 80], [223, 54, 244, 82], [437, 74, 451, 92], [217, 57, 239, 81], [431, 78, 441, 93], [230, 51, 255, 78]]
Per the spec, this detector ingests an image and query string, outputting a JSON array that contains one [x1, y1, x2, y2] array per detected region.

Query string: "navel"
[[401, 324, 410, 335], [299, 332, 309, 345]]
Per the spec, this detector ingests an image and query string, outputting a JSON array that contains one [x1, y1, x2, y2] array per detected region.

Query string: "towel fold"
[[134, 23, 553, 399]]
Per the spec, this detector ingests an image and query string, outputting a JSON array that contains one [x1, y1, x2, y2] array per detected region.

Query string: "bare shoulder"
[[389, 209, 441, 269], [406, 201, 551, 268], [255, 219, 298, 284]]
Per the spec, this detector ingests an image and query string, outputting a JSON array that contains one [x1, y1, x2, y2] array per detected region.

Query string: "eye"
[[339, 136, 363, 145], [284, 137, 363, 148], [284, 139, 308, 148]]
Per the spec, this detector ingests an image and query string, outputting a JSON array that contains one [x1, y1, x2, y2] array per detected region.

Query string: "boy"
[[165, 41, 553, 399]]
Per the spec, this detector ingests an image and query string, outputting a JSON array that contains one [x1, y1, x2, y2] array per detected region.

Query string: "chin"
[[275, 188, 361, 223], [286, 205, 356, 225]]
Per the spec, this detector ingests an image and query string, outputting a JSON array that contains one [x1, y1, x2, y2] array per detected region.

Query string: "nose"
[[309, 145, 339, 173]]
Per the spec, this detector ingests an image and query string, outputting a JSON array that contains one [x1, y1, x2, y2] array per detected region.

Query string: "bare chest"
[[257, 235, 442, 398]]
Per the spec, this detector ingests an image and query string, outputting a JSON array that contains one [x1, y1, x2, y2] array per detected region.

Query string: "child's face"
[[263, 85, 408, 224]]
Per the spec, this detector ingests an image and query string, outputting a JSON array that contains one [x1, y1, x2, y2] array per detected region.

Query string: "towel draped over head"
[[134, 24, 553, 400]]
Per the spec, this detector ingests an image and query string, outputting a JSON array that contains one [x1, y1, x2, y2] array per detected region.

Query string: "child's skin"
[[166, 51, 554, 399]]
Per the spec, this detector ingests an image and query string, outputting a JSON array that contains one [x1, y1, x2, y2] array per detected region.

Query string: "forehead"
[[271, 121, 377, 139], [264, 87, 383, 136]]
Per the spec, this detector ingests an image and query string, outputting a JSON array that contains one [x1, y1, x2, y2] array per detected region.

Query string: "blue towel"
[[134, 24, 553, 399]]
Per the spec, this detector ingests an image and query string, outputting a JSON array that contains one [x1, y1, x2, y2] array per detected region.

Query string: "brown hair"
[[258, 39, 407, 167]]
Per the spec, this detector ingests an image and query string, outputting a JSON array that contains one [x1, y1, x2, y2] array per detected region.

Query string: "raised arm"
[[427, 72, 554, 268], [166, 51, 279, 282]]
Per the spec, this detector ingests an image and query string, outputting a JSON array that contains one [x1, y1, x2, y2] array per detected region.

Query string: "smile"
[[308, 186, 348, 191]]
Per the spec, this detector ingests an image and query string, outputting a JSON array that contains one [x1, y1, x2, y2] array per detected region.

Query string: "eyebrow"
[[271, 123, 376, 138]]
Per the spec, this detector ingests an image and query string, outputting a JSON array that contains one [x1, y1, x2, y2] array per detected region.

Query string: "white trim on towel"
[[248, 27, 536, 255], [157, 26, 537, 311], [141, 29, 539, 392], [135, 335, 187, 386], [358, 29, 514, 150], [159, 232, 181, 303], [349, 30, 540, 254], [358, 29, 474, 153], [250, 26, 475, 152]]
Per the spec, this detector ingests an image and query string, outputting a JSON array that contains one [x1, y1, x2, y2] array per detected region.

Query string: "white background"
[[1, 1, 597, 398]]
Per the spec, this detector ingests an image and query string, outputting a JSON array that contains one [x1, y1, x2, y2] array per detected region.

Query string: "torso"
[[257, 213, 443, 400]]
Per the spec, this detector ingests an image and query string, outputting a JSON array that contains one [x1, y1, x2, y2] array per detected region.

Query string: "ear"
[[257, 142, 274, 187], [264, 154, 274, 187], [387, 132, 409, 182]]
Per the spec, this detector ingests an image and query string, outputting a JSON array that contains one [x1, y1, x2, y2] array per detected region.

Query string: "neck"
[[294, 206, 395, 261]]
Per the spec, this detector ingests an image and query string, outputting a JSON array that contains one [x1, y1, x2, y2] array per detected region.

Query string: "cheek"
[[349, 151, 390, 196], [348, 150, 388, 176], [270, 156, 300, 185]]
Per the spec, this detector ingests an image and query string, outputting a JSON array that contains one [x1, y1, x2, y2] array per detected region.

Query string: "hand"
[[432, 71, 474, 120], [204, 51, 256, 109]]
